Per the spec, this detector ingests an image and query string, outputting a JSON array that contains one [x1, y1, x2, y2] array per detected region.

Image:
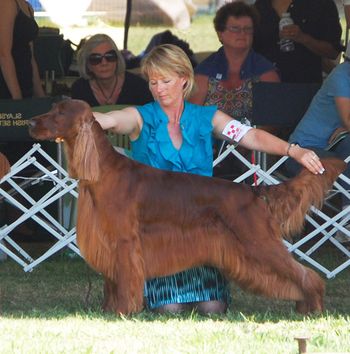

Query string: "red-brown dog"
[[29, 99, 345, 315]]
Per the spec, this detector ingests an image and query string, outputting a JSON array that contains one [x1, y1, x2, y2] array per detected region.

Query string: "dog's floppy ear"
[[0, 152, 10, 179], [72, 109, 100, 182]]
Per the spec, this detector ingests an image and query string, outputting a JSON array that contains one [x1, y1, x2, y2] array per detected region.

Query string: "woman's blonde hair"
[[77, 33, 126, 80], [140, 44, 194, 99]]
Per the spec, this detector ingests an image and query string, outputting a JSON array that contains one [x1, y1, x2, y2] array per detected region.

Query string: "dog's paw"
[[296, 298, 323, 314]]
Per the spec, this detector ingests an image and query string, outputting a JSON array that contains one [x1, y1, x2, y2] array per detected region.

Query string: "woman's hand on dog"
[[288, 144, 325, 175]]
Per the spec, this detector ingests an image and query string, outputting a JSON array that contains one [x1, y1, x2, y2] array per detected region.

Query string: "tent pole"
[[123, 0, 132, 50]]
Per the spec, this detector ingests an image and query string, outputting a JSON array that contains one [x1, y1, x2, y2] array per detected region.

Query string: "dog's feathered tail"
[[256, 157, 346, 240], [0, 152, 10, 179]]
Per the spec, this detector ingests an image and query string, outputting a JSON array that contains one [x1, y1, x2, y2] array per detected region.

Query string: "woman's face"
[[87, 42, 118, 80], [218, 16, 254, 51], [148, 71, 187, 107]]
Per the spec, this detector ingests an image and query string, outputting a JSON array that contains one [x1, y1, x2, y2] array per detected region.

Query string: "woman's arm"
[[260, 69, 280, 82], [287, 26, 339, 59], [189, 74, 209, 105], [335, 97, 350, 130], [30, 42, 45, 97], [0, 0, 22, 99], [26, 3, 45, 98], [212, 110, 325, 174], [93, 106, 143, 140]]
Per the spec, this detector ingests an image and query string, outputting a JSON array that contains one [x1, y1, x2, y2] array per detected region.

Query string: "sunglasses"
[[88, 50, 118, 65]]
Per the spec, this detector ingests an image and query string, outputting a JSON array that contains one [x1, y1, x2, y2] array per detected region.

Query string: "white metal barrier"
[[1, 142, 349, 278], [0, 143, 80, 271]]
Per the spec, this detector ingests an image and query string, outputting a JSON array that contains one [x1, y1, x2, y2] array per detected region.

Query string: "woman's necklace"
[[94, 77, 118, 104]]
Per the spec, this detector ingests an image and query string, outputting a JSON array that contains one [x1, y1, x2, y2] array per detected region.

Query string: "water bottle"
[[279, 12, 295, 52]]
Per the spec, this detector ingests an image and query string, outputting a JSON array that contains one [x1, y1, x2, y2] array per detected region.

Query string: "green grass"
[[120, 14, 221, 56], [36, 13, 348, 57], [0, 248, 349, 354], [36, 14, 221, 56]]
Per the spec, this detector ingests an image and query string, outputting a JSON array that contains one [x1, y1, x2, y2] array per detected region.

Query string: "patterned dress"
[[195, 47, 277, 122], [204, 76, 258, 123]]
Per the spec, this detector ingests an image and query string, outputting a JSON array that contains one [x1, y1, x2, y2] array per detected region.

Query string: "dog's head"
[[29, 99, 100, 182], [29, 99, 93, 142]]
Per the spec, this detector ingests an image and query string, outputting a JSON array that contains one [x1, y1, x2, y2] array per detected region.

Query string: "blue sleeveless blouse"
[[132, 101, 217, 176]]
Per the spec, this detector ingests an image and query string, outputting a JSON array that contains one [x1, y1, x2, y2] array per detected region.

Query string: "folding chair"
[[0, 97, 80, 271], [0, 144, 80, 270]]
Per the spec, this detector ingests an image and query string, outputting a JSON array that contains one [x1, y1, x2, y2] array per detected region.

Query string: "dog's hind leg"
[[224, 237, 324, 314], [211, 208, 325, 314], [295, 266, 325, 314]]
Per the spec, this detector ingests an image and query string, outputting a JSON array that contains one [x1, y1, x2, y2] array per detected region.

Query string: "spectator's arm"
[[260, 69, 280, 82], [30, 42, 45, 97], [282, 24, 340, 59], [189, 74, 209, 105], [335, 96, 350, 130]]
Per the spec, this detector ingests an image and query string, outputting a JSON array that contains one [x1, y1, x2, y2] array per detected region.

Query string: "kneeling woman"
[[93, 44, 324, 314]]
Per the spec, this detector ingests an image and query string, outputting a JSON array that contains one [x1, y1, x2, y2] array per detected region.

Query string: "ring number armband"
[[222, 119, 252, 143]]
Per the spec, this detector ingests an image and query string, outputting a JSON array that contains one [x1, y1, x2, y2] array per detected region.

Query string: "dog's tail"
[[0, 152, 10, 179], [257, 157, 346, 239]]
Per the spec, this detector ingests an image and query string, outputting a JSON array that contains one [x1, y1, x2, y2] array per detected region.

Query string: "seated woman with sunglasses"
[[71, 34, 153, 107]]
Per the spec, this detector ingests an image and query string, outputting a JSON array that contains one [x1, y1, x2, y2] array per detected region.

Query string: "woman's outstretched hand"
[[288, 144, 325, 175]]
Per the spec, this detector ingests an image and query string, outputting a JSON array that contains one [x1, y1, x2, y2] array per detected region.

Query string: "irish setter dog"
[[29, 99, 345, 315]]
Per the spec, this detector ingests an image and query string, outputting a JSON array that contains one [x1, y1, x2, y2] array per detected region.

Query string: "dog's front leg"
[[102, 277, 119, 312], [107, 237, 145, 315]]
